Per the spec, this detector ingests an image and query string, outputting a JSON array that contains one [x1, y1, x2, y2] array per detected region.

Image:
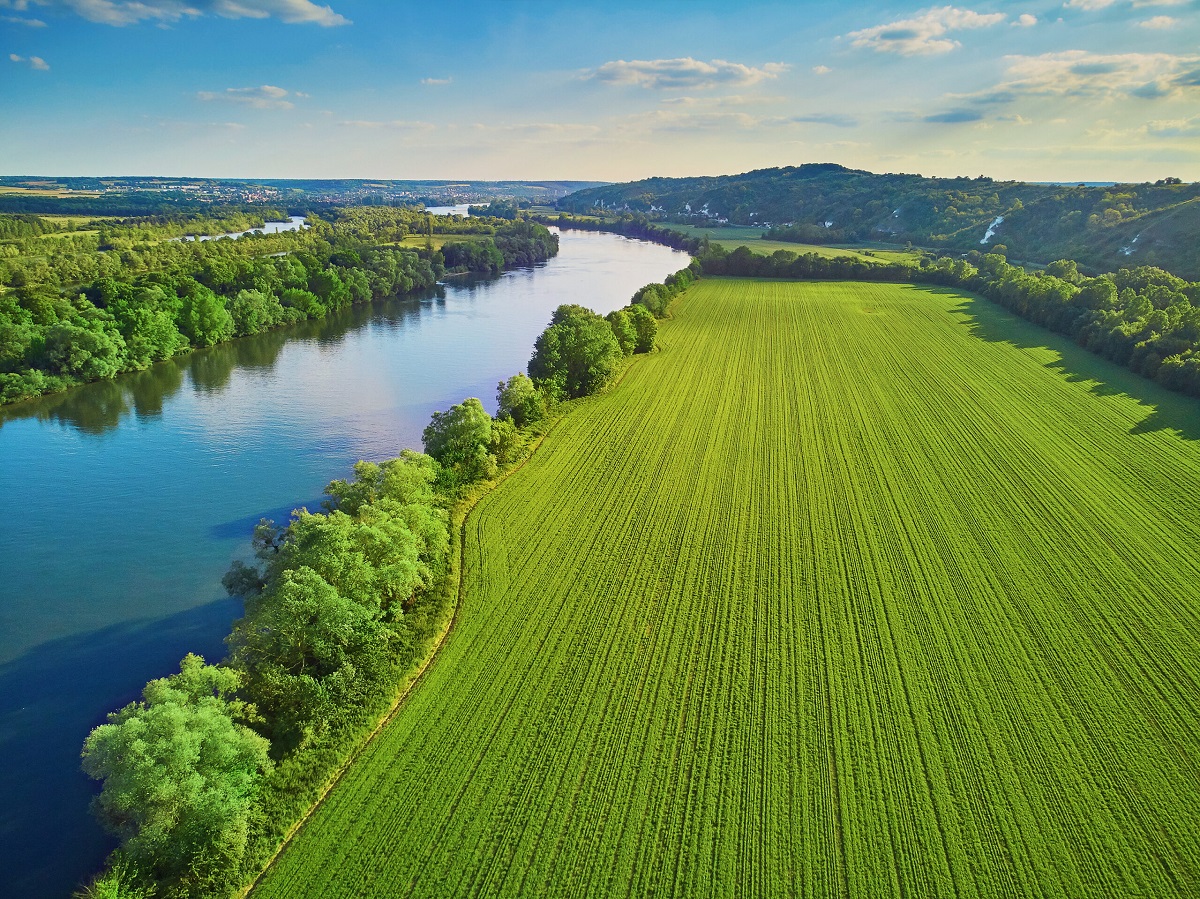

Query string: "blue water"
[[177, 214, 308, 241], [0, 229, 688, 897]]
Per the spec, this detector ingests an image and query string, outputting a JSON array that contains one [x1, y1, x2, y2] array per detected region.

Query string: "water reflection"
[[0, 284, 447, 435]]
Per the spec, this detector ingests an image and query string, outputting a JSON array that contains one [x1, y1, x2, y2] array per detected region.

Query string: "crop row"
[[253, 279, 1200, 898]]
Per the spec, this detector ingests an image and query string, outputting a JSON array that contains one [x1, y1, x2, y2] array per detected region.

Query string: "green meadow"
[[252, 279, 1200, 899], [661, 223, 917, 262]]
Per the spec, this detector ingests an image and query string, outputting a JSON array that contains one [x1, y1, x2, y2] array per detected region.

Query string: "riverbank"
[[0, 230, 690, 898]]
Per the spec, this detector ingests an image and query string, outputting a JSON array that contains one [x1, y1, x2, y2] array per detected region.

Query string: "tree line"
[[532, 212, 704, 255], [0, 211, 559, 405]]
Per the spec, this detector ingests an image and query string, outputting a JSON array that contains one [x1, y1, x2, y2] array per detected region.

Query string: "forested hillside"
[[558, 164, 1200, 278]]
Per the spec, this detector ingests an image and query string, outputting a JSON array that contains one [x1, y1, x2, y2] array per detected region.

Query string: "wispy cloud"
[[420, 76, 452, 86], [14, 0, 349, 26], [9, 51, 49, 69], [812, 64, 832, 75], [196, 84, 298, 108], [847, 6, 1006, 56], [1138, 14, 1177, 27], [1145, 115, 1200, 137], [1, 12, 46, 24], [1066, 0, 1188, 8], [1015, 13, 1038, 26], [996, 51, 1200, 100], [587, 57, 788, 90], [951, 51, 1200, 111], [340, 119, 434, 131]]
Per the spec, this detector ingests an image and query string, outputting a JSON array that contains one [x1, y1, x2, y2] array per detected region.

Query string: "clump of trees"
[[81, 655, 272, 898], [630, 266, 697, 317], [81, 449, 456, 898], [528, 304, 624, 400]]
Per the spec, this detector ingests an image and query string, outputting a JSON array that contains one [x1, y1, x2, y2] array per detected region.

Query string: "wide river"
[[0, 229, 688, 897]]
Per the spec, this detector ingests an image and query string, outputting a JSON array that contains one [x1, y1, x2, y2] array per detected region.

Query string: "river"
[[0, 229, 688, 897], [177, 214, 308, 241]]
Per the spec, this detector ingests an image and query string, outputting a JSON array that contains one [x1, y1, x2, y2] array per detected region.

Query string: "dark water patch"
[[208, 500, 328, 540], [0, 598, 241, 898]]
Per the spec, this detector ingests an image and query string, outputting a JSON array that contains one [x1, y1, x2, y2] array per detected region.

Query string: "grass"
[[397, 234, 490, 251], [251, 279, 1200, 898], [0, 186, 101, 197], [663, 223, 919, 263]]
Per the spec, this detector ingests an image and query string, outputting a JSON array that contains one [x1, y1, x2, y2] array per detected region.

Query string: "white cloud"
[[1063, 0, 1116, 9], [995, 51, 1200, 100], [847, 6, 1006, 56], [587, 57, 789, 90], [196, 84, 297, 108], [813, 64, 832, 74], [16, 0, 348, 26], [1015, 13, 1038, 26], [1145, 116, 1200, 137], [1139, 14, 1177, 26], [1, 12, 46, 23], [1003, 50, 1200, 100], [9, 51, 49, 69], [421, 76, 452, 86]]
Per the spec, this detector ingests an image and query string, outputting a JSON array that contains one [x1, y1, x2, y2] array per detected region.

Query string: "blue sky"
[[2, 0, 1197, 181]]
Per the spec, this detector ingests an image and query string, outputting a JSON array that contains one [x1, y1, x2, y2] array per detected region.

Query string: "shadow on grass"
[[942, 289, 1200, 442], [0, 597, 240, 899]]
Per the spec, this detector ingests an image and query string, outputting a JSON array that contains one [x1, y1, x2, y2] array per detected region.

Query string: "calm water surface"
[[0, 230, 687, 897], [177, 214, 308, 241]]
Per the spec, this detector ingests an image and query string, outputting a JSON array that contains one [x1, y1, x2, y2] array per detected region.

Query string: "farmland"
[[661, 223, 916, 263], [252, 279, 1200, 898]]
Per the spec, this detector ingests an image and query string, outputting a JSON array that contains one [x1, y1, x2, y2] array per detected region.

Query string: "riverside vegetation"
[[0, 206, 558, 405], [75, 262, 682, 899]]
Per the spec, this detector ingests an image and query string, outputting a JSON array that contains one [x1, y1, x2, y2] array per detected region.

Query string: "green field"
[[663, 223, 916, 263], [253, 279, 1200, 898]]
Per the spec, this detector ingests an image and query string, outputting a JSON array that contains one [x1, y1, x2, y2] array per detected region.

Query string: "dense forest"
[[557, 164, 1200, 278], [0, 207, 558, 405]]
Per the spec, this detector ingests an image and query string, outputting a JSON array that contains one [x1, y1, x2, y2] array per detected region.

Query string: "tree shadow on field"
[[0, 598, 240, 899], [944, 290, 1200, 442]]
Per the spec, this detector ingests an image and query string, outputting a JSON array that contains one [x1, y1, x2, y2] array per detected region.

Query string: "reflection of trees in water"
[[0, 289, 445, 435], [187, 330, 290, 394]]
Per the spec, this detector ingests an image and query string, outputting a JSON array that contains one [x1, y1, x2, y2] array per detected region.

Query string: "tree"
[[81, 655, 271, 898], [495, 372, 545, 426], [489, 417, 526, 466], [528, 304, 623, 399], [422, 397, 496, 482], [227, 288, 284, 337], [41, 315, 126, 380], [606, 309, 637, 355], [625, 304, 658, 353], [177, 283, 234, 348], [227, 566, 390, 752]]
